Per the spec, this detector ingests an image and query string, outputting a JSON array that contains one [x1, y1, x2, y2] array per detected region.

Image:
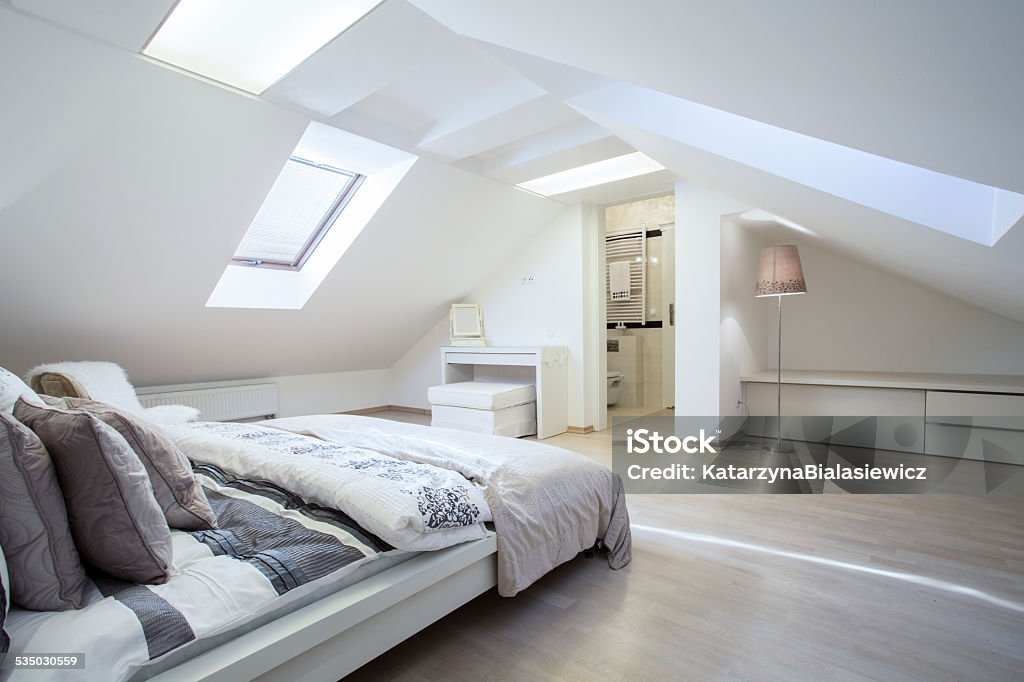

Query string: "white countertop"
[[741, 370, 1024, 394], [441, 346, 567, 352]]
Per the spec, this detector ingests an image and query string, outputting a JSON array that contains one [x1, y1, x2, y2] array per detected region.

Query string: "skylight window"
[[517, 152, 665, 197], [208, 121, 417, 310], [143, 0, 385, 94], [232, 158, 364, 270]]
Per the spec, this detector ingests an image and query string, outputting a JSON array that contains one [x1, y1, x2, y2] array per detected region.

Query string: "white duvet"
[[164, 422, 491, 552], [263, 415, 633, 597]]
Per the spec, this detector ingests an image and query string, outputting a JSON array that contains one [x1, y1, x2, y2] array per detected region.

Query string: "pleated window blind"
[[232, 157, 362, 269]]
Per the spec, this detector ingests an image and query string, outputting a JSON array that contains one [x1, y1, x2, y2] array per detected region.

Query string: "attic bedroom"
[[1, 2, 1022, 681]]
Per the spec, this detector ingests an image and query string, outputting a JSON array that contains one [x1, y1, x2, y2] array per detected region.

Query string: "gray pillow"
[[0, 413, 90, 610], [1, 544, 9, 653], [63, 398, 217, 531], [14, 399, 173, 585]]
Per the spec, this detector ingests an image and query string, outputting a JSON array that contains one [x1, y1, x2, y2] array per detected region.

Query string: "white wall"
[[719, 217, 771, 421], [388, 204, 598, 428], [778, 240, 1024, 375], [388, 319, 450, 410], [675, 182, 748, 417], [137, 369, 390, 418], [580, 203, 603, 429]]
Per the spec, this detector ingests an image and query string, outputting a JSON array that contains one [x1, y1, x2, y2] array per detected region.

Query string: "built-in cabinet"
[[742, 371, 1024, 465]]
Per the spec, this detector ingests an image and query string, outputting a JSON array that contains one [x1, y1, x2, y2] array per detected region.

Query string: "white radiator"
[[138, 383, 278, 422], [606, 228, 647, 324]]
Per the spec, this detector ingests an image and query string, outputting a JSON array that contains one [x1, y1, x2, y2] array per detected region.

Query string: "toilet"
[[607, 371, 624, 406]]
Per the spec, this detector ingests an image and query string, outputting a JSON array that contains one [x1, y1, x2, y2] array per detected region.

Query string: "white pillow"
[[0, 367, 40, 414]]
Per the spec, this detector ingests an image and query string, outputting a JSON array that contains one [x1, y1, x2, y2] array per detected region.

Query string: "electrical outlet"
[[521, 275, 536, 285]]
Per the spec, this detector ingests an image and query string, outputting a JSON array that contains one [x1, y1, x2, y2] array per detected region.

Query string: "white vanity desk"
[[440, 346, 569, 439]]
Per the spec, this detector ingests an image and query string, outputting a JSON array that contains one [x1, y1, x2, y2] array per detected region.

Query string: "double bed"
[[2, 412, 631, 682]]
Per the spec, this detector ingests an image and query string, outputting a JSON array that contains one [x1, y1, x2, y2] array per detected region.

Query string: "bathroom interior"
[[605, 193, 676, 418]]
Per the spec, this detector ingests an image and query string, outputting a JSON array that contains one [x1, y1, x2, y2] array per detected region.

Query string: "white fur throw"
[[24, 362, 199, 425]]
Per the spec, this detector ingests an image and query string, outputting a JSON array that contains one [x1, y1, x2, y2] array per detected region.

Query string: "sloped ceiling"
[[409, 0, 1024, 194], [404, 0, 1024, 321], [2, 0, 1023, 383], [0, 8, 562, 384]]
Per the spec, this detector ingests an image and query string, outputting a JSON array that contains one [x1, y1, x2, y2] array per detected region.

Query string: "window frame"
[[231, 157, 366, 271]]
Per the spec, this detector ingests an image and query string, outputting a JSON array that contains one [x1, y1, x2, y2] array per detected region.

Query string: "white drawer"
[[745, 383, 925, 417], [925, 423, 1024, 465], [926, 391, 1024, 431], [743, 383, 926, 453]]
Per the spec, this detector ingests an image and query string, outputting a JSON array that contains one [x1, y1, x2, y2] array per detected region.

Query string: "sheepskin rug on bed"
[[25, 361, 199, 425]]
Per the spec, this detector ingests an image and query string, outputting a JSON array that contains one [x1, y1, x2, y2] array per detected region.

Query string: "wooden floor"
[[347, 411, 1024, 681]]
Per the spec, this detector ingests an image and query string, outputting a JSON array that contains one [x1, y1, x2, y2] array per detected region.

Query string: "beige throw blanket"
[[262, 415, 632, 596]]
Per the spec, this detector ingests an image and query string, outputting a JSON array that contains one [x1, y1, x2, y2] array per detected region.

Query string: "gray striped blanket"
[[2, 464, 405, 682]]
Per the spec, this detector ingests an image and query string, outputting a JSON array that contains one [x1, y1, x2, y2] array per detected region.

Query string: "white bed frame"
[[149, 535, 498, 682]]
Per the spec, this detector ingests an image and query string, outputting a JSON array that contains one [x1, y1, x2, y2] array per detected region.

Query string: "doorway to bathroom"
[[603, 193, 676, 419]]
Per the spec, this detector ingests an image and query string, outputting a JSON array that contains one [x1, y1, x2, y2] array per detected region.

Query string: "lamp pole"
[[768, 294, 792, 453]]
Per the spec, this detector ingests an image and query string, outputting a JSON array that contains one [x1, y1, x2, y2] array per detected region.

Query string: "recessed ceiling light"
[[143, 0, 384, 94], [517, 152, 665, 196]]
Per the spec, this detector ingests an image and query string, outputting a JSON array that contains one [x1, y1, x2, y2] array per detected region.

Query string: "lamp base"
[[764, 440, 795, 454]]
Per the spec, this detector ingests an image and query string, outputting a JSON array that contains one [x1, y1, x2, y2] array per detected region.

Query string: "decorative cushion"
[[0, 413, 90, 611], [427, 381, 537, 410], [14, 399, 173, 585], [29, 371, 89, 400], [63, 398, 217, 531], [1, 544, 9, 653], [0, 367, 41, 414]]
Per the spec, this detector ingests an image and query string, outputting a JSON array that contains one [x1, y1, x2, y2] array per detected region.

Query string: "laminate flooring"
[[345, 411, 1024, 681]]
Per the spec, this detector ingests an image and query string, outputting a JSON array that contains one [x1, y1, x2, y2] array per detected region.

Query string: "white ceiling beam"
[[262, 0, 442, 116], [416, 94, 580, 161], [586, 109, 1024, 323], [484, 132, 635, 185]]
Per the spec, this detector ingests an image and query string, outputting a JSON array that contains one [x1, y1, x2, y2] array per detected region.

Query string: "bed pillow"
[[14, 399, 173, 585], [1, 544, 9, 654], [1, 367, 40, 414], [63, 398, 217, 531], [0, 413, 90, 611]]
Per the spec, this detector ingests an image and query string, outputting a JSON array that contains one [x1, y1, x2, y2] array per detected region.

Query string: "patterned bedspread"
[[165, 422, 491, 551]]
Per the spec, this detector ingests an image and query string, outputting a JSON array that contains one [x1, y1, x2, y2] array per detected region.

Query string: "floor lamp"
[[755, 245, 807, 453]]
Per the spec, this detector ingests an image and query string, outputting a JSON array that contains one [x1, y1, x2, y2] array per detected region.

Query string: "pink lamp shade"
[[755, 245, 807, 297]]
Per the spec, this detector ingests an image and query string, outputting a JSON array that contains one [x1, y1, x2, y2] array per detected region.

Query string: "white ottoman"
[[427, 382, 537, 437]]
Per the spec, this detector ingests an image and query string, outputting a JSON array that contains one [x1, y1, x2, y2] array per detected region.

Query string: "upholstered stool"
[[427, 382, 537, 437]]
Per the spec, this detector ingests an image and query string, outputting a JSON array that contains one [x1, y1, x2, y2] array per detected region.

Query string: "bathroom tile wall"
[[605, 194, 674, 410], [605, 194, 675, 231]]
